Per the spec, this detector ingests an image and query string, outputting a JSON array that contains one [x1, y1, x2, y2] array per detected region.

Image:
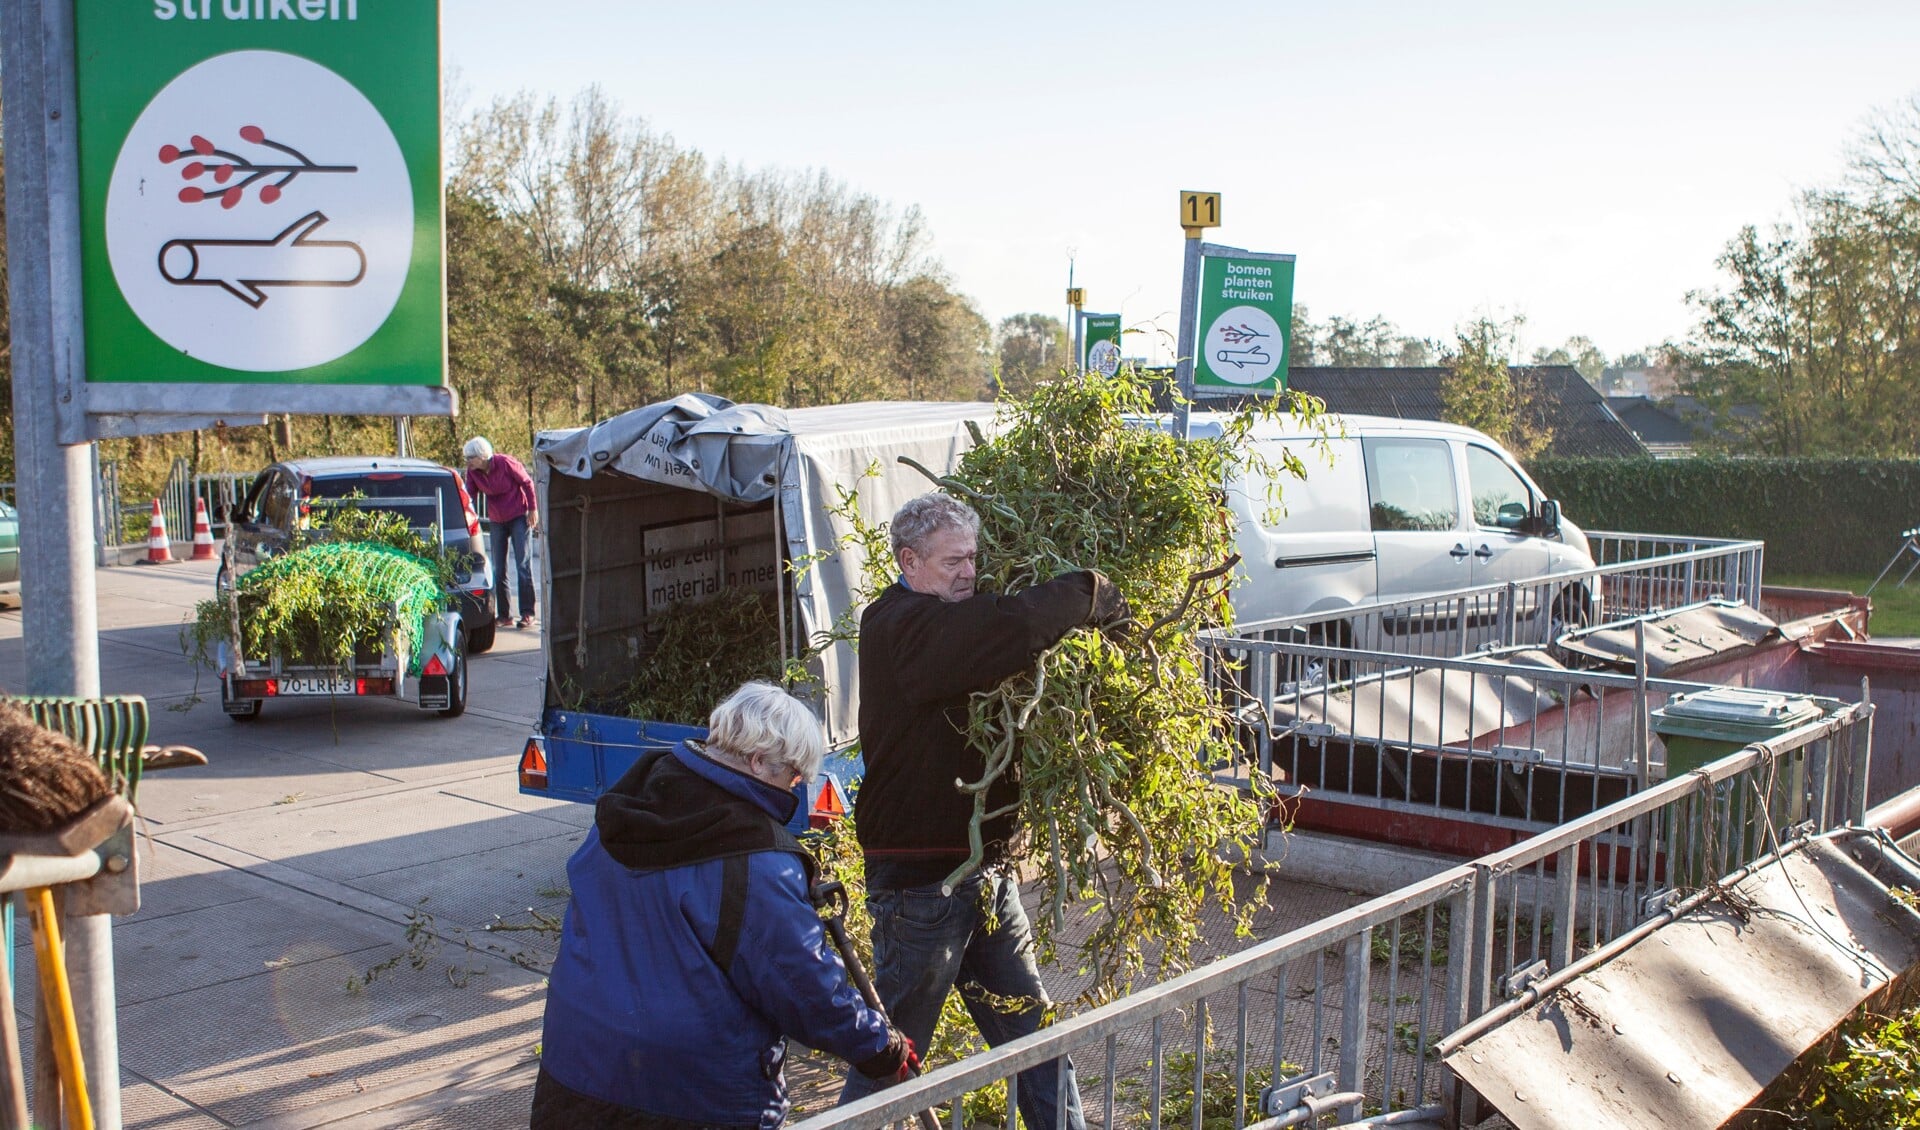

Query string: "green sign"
[[1192, 246, 1295, 394], [74, 2, 444, 398], [1082, 313, 1122, 376]]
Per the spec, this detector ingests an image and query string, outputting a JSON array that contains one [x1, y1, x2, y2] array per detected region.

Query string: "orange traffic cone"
[[190, 497, 216, 561], [144, 499, 173, 564]]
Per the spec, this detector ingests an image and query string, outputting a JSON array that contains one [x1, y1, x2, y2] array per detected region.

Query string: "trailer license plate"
[[280, 677, 355, 696]]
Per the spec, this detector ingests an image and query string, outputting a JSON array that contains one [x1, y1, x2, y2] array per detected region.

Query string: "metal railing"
[[1208, 637, 1723, 831], [796, 694, 1871, 1130], [1231, 532, 1765, 663]]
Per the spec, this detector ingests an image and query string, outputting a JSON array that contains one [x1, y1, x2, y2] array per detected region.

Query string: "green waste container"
[[1643, 682, 1835, 886], [1651, 687, 1825, 776]]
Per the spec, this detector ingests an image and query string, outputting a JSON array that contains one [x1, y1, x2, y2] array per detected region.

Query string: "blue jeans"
[[839, 874, 1085, 1130], [489, 515, 535, 620]]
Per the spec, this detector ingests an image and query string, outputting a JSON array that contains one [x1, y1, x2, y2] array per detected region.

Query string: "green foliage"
[[1528, 456, 1920, 574], [1440, 316, 1553, 461], [187, 541, 445, 675], [185, 503, 453, 677], [616, 589, 785, 726], [1113, 1045, 1294, 1130], [1741, 982, 1920, 1129], [923, 368, 1315, 995], [808, 815, 1008, 1124], [994, 314, 1070, 395]]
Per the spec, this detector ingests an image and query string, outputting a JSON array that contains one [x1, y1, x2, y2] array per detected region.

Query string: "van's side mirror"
[[1537, 498, 1562, 537]]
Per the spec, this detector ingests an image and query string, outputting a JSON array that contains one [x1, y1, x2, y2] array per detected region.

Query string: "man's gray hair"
[[890, 492, 980, 563], [707, 681, 826, 781]]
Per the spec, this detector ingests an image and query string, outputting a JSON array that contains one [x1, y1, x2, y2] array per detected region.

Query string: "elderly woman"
[[533, 681, 914, 1130], [461, 437, 539, 629]]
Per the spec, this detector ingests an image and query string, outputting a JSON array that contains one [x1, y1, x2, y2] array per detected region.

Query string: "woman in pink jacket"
[[463, 437, 540, 629]]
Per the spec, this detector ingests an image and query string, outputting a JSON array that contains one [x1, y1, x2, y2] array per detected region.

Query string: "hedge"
[[1527, 457, 1920, 576]]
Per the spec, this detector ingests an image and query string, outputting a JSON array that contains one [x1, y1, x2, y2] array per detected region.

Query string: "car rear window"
[[309, 472, 463, 539]]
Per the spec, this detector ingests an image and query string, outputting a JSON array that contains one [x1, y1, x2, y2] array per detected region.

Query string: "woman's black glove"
[[1087, 570, 1132, 633]]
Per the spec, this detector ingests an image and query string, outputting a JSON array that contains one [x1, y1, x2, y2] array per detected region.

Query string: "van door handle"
[[1473, 544, 1494, 559], [1450, 544, 1470, 560]]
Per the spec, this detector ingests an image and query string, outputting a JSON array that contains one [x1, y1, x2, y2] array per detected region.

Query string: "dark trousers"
[[489, 514, 535, 619]]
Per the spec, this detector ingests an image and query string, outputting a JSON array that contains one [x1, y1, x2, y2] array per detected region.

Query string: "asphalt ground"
[[3, 556, 1371, 1129]]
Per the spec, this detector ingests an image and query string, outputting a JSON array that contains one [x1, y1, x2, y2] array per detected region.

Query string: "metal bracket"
[[1262, 1069, 1337, 1117], [1278, 721, 1336, 741], [1641, 887, 1681, 916], [1492, 745, 1545, 767], [1500, 958, 1549, 999]]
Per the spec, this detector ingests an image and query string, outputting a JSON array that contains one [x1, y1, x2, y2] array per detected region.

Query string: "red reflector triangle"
[[812, 775, 846, 817], [423, 654, 448, 677]]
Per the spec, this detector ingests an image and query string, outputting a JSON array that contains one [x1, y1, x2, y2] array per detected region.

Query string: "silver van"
[[1201, 412, 1596, 647]]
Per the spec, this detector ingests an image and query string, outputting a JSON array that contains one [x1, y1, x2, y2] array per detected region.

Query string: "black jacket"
[[854, 573, 1098, 889]]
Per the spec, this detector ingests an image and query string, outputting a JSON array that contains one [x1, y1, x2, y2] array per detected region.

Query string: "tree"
[[1288, 308, 1437, 368], [1530, 335, 1608, 386], [1441, 316, 1554, 460], [1674, 94, 1920, 455], [994, 313, 1068, 394]]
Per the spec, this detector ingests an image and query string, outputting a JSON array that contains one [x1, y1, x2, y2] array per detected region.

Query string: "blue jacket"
[[538, 742, 893, 1129]]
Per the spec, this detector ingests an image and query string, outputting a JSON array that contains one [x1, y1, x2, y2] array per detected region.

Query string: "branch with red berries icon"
[[159, 126, 357, 209], [1218, 323, 1270, 345]]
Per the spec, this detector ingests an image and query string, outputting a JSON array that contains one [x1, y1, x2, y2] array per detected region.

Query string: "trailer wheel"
[[437, 634, 469, 718]]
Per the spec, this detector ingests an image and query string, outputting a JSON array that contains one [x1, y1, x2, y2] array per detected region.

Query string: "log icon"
[[158, 210, 366, 308]]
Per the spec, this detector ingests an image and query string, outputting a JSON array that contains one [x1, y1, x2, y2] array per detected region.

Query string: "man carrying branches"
[[837, 493, 1127, 1130]]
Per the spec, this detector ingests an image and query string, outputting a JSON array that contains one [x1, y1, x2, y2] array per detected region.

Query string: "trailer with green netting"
[[214, 540, 472, 721]]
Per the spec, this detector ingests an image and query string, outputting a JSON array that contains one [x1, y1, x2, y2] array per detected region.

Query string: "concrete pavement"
[[6, 557, 577, 1128]]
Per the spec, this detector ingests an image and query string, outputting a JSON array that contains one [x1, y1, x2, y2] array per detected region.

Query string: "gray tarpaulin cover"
[[533, 397, 1001, 748]]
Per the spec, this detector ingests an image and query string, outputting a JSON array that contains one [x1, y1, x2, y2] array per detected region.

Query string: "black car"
[[226, 456, 498, 653]]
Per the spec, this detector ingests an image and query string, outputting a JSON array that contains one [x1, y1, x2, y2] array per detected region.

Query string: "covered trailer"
[[515, 394, 1000, 831]]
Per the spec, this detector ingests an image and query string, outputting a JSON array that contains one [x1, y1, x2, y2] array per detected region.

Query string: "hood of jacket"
[[594, 740, 801, 872]]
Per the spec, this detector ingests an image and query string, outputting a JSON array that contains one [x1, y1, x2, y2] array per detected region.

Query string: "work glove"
[[855, 1029, 920, 1083], [1087, 571, 1133, 634]]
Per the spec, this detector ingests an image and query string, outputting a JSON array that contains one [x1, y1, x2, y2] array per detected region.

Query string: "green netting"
[[234, 541, 445, 674]]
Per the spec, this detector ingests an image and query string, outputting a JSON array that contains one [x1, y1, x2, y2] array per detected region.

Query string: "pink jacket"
[[465, 454, 537, 524]]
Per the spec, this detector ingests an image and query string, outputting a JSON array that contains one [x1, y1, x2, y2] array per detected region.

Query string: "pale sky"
[[444, 1, 1920, 365]]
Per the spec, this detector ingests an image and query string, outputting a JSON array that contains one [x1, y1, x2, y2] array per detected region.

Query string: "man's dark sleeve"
[[885, 571, 1097, 702]]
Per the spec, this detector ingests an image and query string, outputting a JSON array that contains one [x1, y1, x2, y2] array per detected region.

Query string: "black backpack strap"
[[705, 823, 818, 975], [706, 854, 751, 974]]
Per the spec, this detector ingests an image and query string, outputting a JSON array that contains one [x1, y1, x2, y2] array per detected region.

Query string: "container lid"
[[1657, 687, 1823, 728]]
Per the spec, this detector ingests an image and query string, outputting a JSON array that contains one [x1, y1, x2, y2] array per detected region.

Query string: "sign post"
[[1191, 246, 1296, 396], [1066, 287, 1085, 374], [1081, 313, 1124, 377], [67, 0, 452, 441], [1173, 191, 1221, 438], [3, 2, 115, 1123]]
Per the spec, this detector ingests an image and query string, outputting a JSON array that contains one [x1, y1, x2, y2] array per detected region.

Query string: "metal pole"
[[3, 1, 119, 1126], [1073, 310, 1084, 376], [1174, 235, 1203, 440], [395, 417, 411, 459], [1634, 621, 1651, 793]]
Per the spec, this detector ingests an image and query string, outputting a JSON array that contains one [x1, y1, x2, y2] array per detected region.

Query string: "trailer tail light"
[[355, 677, 394, 696], [236, 678, 278, 697], [422, 654, 448, 677], [519, 737, 549, 790], [809, 775, 848, 830]]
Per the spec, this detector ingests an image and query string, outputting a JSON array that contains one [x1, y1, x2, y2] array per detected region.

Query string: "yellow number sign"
[[1180, 191, 1222, 231], [1066, 288, 1085, 307]]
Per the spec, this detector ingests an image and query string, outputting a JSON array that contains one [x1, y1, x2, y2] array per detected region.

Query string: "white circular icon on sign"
[[1202, 305, 1285, 386], [105, 50, 412, 373], [1087, 338, 1122, 377]]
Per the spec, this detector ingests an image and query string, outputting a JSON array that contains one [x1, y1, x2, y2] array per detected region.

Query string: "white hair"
[[707, 681, 825, 781], [890, 493, 980, 564], [463, 437, 494, 462]]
